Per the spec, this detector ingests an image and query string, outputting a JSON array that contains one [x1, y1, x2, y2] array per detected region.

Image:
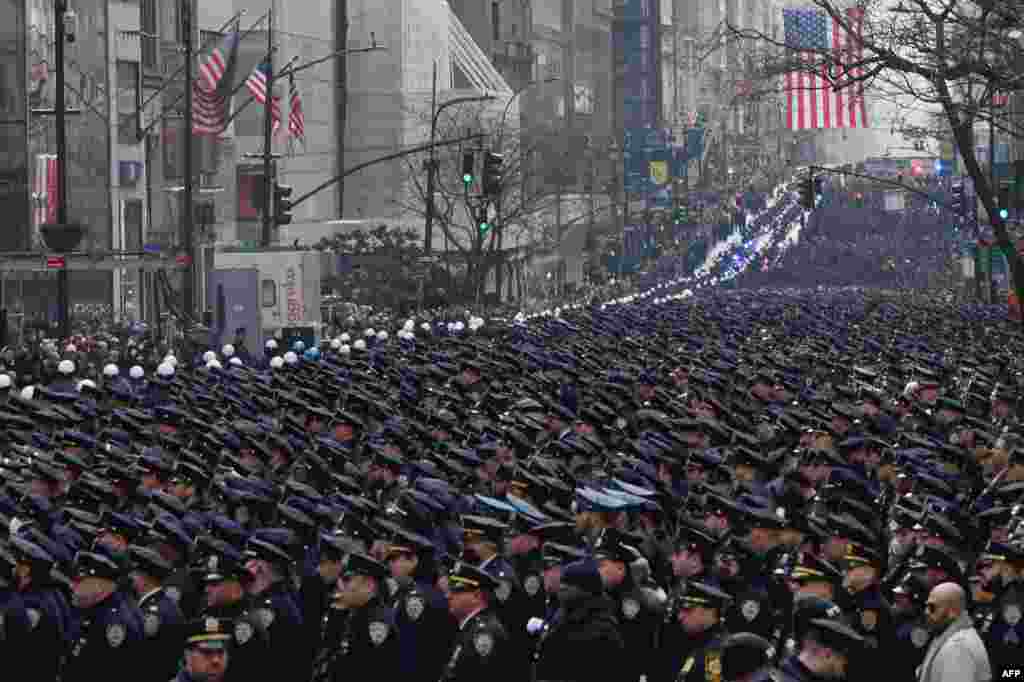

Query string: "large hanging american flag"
[[783, 7, 869, 130], [192, 28, 240, 135], [245, 62, 282, 128]]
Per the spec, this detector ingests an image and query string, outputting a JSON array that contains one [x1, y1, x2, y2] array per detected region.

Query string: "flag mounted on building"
[[782, 6, 869, 130], [192, 26, 240, 135], [246, 62, 282, 130], [287, 73, 305, 144]]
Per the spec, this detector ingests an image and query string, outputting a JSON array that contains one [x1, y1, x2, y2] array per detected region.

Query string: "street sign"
[[176, 255, 192, 266], [46, 256, 65, 269]]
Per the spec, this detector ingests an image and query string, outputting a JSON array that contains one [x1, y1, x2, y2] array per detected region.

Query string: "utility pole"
[[424, 61, 438, 253], [336, 0, 349, 218], [261, 3, 276, 247], [181, 0, 196, 318], [55, 0, 70, 340]]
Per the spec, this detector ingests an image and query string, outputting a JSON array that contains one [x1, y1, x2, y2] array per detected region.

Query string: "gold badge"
[[706, 653, 722, 682]]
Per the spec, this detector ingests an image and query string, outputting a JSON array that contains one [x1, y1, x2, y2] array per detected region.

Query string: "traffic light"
[[813, 177, 824, 202], [274, 182, 294, 226], [461, 152, 475, 185], [482, 152, 504, 197], [478, 218, 491, 235], [798, 176, 815, 209], [852, 192, 864, 207]]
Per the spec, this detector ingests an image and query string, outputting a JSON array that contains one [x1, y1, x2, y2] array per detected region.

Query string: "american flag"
[[192, 29, 239, 135], [783, 7, 869, 130], [246, 62, 282, 128], [287, 73, 305, 142]]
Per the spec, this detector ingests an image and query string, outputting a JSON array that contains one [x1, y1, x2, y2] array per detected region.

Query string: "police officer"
[[317, 553, 401, 682], [176, 617, 234, 682], [532, 559, 625, 682], [9, 535, 69, 680], [242, 528, 307, 678], [127, 544, 185, 682], [64, 548, 145, 682], [721, 632, 775, 682], [776, 619, 864, 682], [976, 541, 1024, 674], [195, 536, 272, 682], [840, 540, 892, 682], [724, 508, 785, 639], [384, 526, 457, 682], [440, 561, 512, 682], [889, 574, 932, 682], [653, 581, 732, 682], [0, 543, 37, 679], [594, 527, 666, 682]]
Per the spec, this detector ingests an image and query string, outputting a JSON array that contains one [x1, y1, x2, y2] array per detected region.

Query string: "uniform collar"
[[459, 606, 485, 630]]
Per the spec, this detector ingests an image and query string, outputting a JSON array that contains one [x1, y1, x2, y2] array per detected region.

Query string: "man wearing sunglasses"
[[917, 582, 991, 682]]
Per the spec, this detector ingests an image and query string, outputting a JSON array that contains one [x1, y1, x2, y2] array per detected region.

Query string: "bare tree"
[[728, 0, 1024, 308]]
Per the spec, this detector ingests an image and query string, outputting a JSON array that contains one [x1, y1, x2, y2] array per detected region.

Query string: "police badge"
[[369, 621, 389, 646], [106, 623, 126, 648], [406, 596, 425, 622], [235, 621, 254, 645], [524, 575, 541, 597], [254, 608, 275, 628], [741, 600, 760, 622], [143, 612, 161, 637], [910, 627, 929, 648], [1003, 604, 1022, 626], [861, 610, 878, 632], [622, 598, 640, 620], [474, 632, 494, 656], [495, 581, 511, 603]]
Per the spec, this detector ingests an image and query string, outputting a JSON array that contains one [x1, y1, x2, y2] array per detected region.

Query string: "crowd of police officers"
[[0, 288, 1019, 682]]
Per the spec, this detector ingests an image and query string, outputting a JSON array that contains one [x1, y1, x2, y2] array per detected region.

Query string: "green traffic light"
[[463, 174, 473, 184], [479, 222, 490, 233], [1000, 208, 1009, 219]]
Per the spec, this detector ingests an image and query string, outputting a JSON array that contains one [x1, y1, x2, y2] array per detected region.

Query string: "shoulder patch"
[[26, 608, 41, 631], [106, 623, 126, 648], [1003, 604, 1022, 626], [524, 575, 541, 596], [495, 581, 511, 603], [143, 612, 161, 637], [254, 608, 275, 628], [741, 599, 760, 622], [235, 620, 254, 645], [474, 631, 494, 656], [369, 621, 389, 645], [165, 586, 181, 603], [910, 626, 929, 648], [622, 597, 640, 620], [406, 595, 425, 622]]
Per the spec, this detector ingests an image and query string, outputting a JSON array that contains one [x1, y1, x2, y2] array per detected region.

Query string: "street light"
[[423, 92, 497, 253], [494, 77, 559, 152]]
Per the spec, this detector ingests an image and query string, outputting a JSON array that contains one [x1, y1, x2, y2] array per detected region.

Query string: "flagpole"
[[182, 0, 196, 318], [261, 2, 276, 248]]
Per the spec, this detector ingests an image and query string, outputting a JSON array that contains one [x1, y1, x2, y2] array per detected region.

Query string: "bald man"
[[917, 583, 991, 682]]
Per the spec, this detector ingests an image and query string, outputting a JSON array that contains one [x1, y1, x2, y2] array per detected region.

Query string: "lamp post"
[[422, 81, 496, 254]]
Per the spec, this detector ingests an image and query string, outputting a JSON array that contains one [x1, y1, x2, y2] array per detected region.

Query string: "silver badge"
[[524, 575, 541, 597], [106, 623, 126, 648], [911, 627, 929, 648], [406, 596, 425, 622], [165, 586, 181, 603], [495, 581, 511, 603], [369, 621, 389, 645], [622, 598, 640, 620], [255, 608, 275, 628], [1004, 604, 1022, 626], [741, 599, 761, 622], [143, 612, 160, 637], [208, 556, 219, 572], [235, 621, 254, 645], [474, 632, 494, 656], [26, 609, 40, 631]]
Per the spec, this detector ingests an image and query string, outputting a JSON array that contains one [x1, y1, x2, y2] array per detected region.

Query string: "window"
[[492, 2, 500, 41], [141, 0, 157, 68], [261, 279, 277, 308], [123, 199, 143, 251], [117, 61, 139, 145], [237, 166, 265, 221]]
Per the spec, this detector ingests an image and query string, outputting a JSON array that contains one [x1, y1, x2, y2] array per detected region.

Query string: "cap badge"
[[165, 586, 181, 603], [205, 617, 219, 633], [208, 556, 219, 572], [622, 598, 640, 620]]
